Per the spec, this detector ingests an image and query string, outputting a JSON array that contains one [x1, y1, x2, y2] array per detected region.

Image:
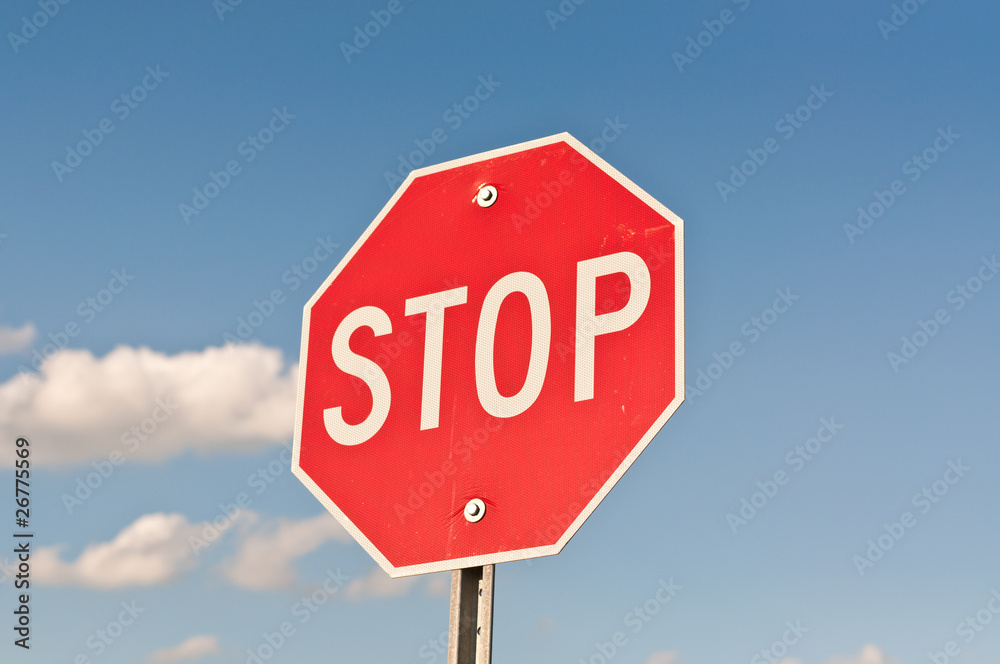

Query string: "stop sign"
[[292, 133, 683, 577]]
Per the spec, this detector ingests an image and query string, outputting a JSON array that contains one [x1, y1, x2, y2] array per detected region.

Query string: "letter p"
[[575, 252, 651, 401]]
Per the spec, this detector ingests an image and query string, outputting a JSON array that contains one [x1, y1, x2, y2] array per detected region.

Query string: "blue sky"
[[1, 1, 999, 663]]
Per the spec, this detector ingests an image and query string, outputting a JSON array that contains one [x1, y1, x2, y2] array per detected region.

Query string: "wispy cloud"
[[820, 644, 893, 664], [220, 512, 351, 591], [778, 644, 893, 664], [645, 652, 678, 664], [344, 566, 420, 600], [0, 323, 35, 354], [145, 635, 220, 662], [341, 566, 449, 601]]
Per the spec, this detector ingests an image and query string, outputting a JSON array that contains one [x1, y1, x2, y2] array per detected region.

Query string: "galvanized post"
[[447, 565, 494, 664], [476, 564, 494, 664]]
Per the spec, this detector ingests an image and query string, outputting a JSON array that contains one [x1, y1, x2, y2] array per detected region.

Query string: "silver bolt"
[[476, 185, 498, 208], [465, 498, 486, 522]]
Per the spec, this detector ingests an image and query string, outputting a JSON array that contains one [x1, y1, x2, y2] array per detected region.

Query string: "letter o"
[[475, 272, 551, 419]]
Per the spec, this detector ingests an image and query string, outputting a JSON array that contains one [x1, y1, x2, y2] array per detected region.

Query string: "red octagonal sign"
[[293, 133, 684, 577]]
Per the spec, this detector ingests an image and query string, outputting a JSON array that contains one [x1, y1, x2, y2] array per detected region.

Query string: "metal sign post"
[[448, 565, 494, 664]]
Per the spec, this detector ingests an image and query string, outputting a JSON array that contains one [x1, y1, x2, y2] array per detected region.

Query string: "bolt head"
[[476, 185, 498, 208], [464, 498, 486, 522]]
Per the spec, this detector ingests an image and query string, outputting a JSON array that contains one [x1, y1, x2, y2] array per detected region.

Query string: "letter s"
[[324, 306, 392, 446]]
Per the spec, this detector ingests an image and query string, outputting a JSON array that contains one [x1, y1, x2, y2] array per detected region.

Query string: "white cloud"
[[35, 513, 215, 589], [221, 512, 352, 591], [424, 571, 450, 598], [344, 566, 419, 600], [0, 323, 35, 354], [145, 635, 220, 662], [645, 652, 678, 664], [775, 645, 893, 664], [820, 645, 892, 664], [0, 343, 296, 466]]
